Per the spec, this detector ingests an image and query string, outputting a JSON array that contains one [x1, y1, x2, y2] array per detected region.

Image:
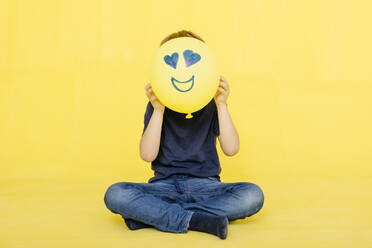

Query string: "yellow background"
[[1, 0, 371, 247]]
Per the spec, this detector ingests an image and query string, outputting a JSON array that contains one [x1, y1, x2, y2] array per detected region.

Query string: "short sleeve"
[[142, 101, 154, 135], [212, 107, 220, 136]]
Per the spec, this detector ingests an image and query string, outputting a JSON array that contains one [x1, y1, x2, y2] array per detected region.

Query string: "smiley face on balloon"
[[150, 37, 219, 118], [164, 49, 201, 93]]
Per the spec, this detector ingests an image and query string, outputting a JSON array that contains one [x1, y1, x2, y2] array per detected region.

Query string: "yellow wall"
[[1, 0, 372, 183]]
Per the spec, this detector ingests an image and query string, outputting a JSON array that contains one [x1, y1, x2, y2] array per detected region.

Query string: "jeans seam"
[[143, 210, 194, 233], [181, 210, 194, 233], [123, 207, 194, 233], [183, 191, 221, 195], [145, 191, 178, 194]]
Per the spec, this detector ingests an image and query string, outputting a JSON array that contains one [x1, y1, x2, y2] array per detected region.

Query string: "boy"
[[104, 30, 264, 240]]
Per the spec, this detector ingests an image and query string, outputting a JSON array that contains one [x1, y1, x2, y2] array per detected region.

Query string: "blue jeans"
[[104, 174, 264, 233]]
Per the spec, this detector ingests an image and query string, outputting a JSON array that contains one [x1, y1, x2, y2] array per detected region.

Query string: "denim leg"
[[183, 181, 264, 221], [104, 182, 194, 233]]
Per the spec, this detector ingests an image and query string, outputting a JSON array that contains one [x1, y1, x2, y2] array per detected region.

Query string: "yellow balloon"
[[150, 37, 219, 118]]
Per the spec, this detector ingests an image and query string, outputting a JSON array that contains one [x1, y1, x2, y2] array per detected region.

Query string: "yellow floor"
[[2, 0, 372, 247], [2, 176, 371, 248]]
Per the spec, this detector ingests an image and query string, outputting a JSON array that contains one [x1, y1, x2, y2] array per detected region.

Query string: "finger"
[[146, 88, 152, 93], [146, 89, 154, 98], [145, 84, 151, 90], [219, 83, 230, 93], [220, 75, 227, 82], [150, 90, 158, 98], [218, 87, 228, 94], [219, 81, 229, 90]]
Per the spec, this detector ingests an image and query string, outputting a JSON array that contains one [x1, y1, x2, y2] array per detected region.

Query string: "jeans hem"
[[180, 210, 194, 233]]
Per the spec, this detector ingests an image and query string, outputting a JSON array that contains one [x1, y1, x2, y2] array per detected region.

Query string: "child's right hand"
[[145, 83, 165, 111]]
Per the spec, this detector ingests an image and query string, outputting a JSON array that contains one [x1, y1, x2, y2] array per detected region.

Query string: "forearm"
[[216, 103, 240, 156], [139, 108, 164, 162]]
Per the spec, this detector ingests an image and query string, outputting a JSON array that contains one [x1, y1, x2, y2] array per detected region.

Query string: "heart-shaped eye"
[[164, 52, 179, 69], [183, 50, 201, 67]]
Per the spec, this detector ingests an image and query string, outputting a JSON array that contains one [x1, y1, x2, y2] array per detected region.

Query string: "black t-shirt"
[[142, 99, 221, 183]]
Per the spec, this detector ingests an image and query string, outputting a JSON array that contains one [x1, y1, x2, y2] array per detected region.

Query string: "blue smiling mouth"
[[171, 75, 194, 92]]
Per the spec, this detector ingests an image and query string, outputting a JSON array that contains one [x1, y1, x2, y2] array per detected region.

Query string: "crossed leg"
[[182, 182, 264, 221], [116, 181, 264, 230]]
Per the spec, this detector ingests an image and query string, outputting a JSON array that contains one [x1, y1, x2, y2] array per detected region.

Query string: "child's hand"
[[214, 76, 230, 106], [145, 83, 165, 111]]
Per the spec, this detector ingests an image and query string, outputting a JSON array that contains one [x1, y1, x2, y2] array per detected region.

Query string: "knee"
[[249, 183, 264, 211], [104, 182, 133, 212], [237, 183, 265, 214]]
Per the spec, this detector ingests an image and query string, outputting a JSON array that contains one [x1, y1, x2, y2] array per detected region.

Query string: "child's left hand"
[[214, 76, 230, 106]]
